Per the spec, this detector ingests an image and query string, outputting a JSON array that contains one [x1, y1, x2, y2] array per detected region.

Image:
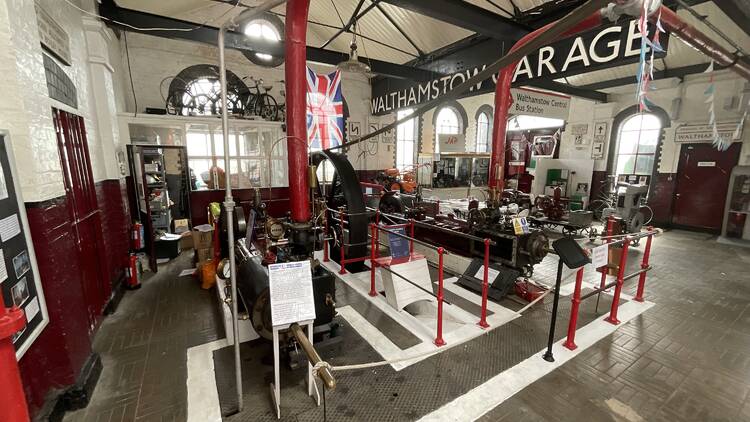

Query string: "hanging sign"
[[674, 122, 743, 144], [438, 133, 466, 153], [510, 88, 570, 120], [370, 20, 668, 115], [0, 134, 49, 359]]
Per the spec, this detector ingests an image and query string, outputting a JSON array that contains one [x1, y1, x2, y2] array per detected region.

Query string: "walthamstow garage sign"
[[371, 19, 668, 115]]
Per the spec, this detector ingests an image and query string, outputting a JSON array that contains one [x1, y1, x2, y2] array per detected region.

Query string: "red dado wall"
[[19, 179, 130, 415]]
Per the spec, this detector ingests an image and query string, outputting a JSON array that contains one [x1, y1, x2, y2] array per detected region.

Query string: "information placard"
[[591, 244, 609, 269], [387, 227, 410, 259], [269, 260, 316, 327]]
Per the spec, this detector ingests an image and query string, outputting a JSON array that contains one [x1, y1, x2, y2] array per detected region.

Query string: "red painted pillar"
[[0, 291, 29, 422], [369, 224, 377, 297], [285, 0, 311, 223], [478, 238, 490, 329]]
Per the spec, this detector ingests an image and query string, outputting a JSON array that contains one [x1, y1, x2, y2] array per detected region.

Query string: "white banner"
[[674, 122, 743, 144], [509, 88, 570, 120]]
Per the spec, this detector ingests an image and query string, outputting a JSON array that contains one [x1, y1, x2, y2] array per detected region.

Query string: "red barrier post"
[[605, 237, 630, 325], [369, 224, 377, 297], [563, 267, 585, 350], [323, 214, 329, 262], [635, 227, 654, 302], [339, 209, 347, 275], [409, 219, 415, 255], [435, 247, 446, 346], [599, 215, 615, 290], [375, 209, 380, 225], [0, 290, 29, 422], [478, 238, 491, 328]]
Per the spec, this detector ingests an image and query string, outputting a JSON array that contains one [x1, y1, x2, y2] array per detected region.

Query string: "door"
[[672, 143, 741, 231], [53, 109, 110, 331]]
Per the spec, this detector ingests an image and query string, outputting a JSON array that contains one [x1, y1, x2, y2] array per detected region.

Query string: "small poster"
[[0, 162, 7, 201], [0, 214, 21, 241], [12, 250, 30, 279], [12, 276, 29, 307], [591, 244, 609, 269], [570, 124, 589, 136], [591, 141, 605, 159], [474, 265, 500, 282], [0, 249, 6, 283], [512, 217, 530, 235], [269, 260, 316, 327], [509, 136, 526, 166], [348, 121, 361, 138], [593, 122, 608, 142], [387, 227, 410, 259]]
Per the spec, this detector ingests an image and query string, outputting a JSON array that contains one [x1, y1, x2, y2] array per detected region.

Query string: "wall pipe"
[[489, 3, 750, 194], [285, 0, 312, 223]]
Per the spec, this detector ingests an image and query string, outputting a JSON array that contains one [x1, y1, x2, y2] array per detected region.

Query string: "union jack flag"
[[306, 67, 344, 149]]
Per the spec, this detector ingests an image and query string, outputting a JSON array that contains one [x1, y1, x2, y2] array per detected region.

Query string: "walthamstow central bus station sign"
[[370, 19, 668, 116]]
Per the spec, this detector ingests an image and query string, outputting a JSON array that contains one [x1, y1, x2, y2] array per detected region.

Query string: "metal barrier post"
[[339, 209, 347, 275], [323, 214, 329, 262], [478, 238, 490, 329], [369, 224, 377, 297], [605, 237, 630, 325], [435, 247, 446, 347], [409, 219, 415, 255], [635, 227, 654, 302], [600, 215, 615, 289], [375, 209, 380, 225], [563, 267, 585, 350]]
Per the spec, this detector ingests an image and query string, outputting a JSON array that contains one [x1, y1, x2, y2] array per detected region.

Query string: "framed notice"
[[0, 132, 49, 359]]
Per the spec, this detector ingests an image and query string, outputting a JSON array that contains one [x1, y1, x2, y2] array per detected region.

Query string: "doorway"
[[53, 108, 109, 332], [672, 143, 741, 231], [127, 145, 192, 273]]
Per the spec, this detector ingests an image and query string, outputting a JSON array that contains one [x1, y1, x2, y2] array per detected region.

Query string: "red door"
[[672, 143, 741, 231], [53, 109, 110, 332]]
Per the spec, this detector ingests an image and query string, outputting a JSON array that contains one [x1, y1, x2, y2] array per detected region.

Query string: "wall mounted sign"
[[570, 124, 589, 136], [0, 133, 49, 359], [438, 133, 466, 153], [370, 20, 668, 115], [348, 121, 361, 138], [35, 2, 71, 66], [674, 122, 743, 144], [593, 121, 608, 142], [591, 141, 605, 159], [531, 134, 558, 158]]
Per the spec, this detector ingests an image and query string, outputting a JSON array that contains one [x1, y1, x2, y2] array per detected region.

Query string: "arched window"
[[435, 107, 462, 153], [476, 112, 490, 153], [615, 113, 661, 177], [165, 65, 248, 116], [243, 19, 282, 65], [396, 108, 417, 170]]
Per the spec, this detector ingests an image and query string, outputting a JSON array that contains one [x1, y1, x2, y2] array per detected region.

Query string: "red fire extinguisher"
[[132, 222, 144, 250], [127, 253, 142, 290]]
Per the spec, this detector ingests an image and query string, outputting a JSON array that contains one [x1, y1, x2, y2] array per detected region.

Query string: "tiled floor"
[[64, 230, 750, 421]]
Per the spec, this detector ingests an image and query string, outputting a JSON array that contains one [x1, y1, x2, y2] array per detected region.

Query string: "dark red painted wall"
[[190, 187, 291, 226], [19, 179, 130, 415], [20, 196, 91, 411]]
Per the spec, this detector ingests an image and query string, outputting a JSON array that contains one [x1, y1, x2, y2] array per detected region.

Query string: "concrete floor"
[[64, 230, 750, 422]]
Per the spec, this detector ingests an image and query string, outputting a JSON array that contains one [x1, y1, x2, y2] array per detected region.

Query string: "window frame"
[[614, 113, 661, 177], [434, 106, 463, 154], [396, 108, 417, 170], [476, 111, 490, 153]]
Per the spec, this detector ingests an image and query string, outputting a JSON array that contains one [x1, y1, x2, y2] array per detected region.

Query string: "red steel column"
[[285, 0, 311, 222], [606, 237, 630, 325], [563, 267, 585, 351], [635, 227, 654, 302], [0, 290, 29, 422]]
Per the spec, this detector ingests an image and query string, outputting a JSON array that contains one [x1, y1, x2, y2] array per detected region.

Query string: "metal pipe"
[[580, 266, 651, 300], [478, 238, 490, 329], [542, 258, 565, 362], [369, 224, 378, 297], [605, 237, 630, 325], [435, 248, 447, 346], [217, 25, 243, 414], [563, 267, 585, 351], [371, 208, 498, 245], [289, 323, 336, 390], [286, 0, 312, 222], [635, 227, 654, 302]]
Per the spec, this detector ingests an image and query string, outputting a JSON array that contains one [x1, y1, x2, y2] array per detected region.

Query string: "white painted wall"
[[0, 0, 123, 202]]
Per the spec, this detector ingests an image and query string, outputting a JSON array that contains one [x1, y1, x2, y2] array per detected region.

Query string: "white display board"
[[591, 244, 609, 269], [269, 260, 316, 327]]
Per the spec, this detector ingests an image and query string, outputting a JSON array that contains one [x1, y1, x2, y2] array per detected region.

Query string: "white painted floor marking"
[[187, 338, 228, 422], [417, 299, 655, 421]]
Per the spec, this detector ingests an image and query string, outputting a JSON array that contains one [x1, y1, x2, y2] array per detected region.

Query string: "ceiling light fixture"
[[337, 23, 371, 75]]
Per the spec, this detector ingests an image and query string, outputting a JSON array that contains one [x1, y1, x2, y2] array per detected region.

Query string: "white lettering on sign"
[[697, 161, 716, 167], [674, 122, 743, 143], [511, 89, 570, 120]]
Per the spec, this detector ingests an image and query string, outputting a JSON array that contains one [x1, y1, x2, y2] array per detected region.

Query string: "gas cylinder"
[[127, 253, 142, 289]]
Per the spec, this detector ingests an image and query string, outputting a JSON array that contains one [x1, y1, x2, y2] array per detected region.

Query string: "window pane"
[[239, 129, 261, 156], [239, 159, 262, 188], [189, 159, 212, 190], [616, 155, 636, 175], [621, 114, 642, 132], [436, 107, 460, 134], [186, 131, 210, 156], [618, 131, 639, 154], [213, 131, 238, 157], [637, 130, 659, 153], [640, 114, 661, 130], [635, 155, 655, 175], [271, 158, 288, 187]]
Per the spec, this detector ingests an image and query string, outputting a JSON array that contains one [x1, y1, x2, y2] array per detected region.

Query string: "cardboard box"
[[195, 247, 214, 264], [179, 231, 193, 250], [192, 224, 214, 249]]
